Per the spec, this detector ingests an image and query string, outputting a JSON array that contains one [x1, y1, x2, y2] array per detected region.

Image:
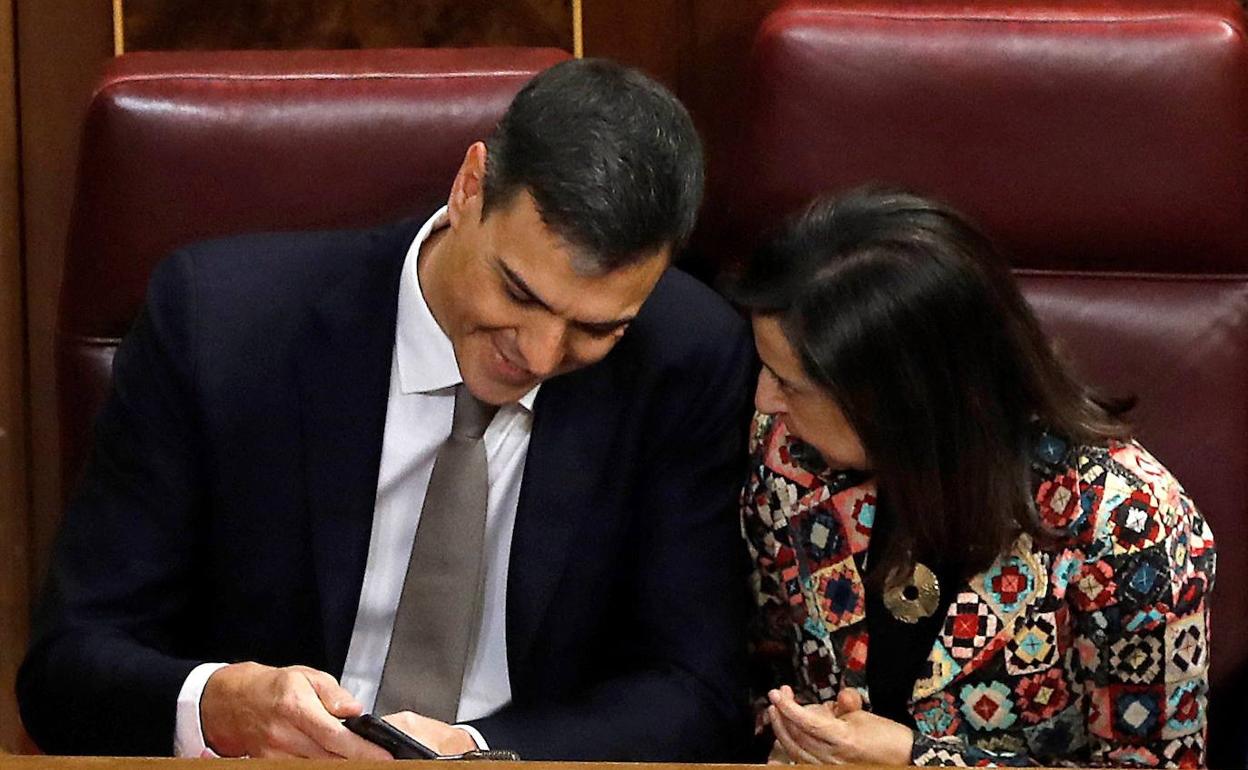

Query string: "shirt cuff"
[[174, 662, 229, 758], [454, 723, 489, 751]]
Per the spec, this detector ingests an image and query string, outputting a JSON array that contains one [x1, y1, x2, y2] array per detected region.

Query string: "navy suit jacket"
[[19, 219, 756, 760]]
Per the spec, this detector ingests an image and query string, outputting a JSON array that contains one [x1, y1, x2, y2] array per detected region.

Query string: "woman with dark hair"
[[736, 189, 1215, 767]]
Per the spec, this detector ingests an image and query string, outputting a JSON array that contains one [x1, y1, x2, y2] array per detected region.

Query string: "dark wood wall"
[[115, 0, 782, 178], [0, 0, 28, 754], [585, 0, 784, 278], [0, 0, 779, 753], [5, 0, 115, 754], [122, 0, 574, 51]]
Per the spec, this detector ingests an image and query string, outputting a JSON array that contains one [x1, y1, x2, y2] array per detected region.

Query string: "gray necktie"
[[375, 384, 497, 720]]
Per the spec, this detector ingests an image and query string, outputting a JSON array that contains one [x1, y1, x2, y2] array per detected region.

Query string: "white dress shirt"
[[175, 208, 535, 756]]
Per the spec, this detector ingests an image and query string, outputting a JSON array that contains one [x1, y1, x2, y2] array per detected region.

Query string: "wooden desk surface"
[[0, 760, 785, 770], [0, 758, 1091, 770]]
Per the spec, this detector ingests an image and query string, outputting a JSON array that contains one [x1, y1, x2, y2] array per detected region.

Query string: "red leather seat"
[[58, 47, 568, 494], [728, 1, 1248, 765]]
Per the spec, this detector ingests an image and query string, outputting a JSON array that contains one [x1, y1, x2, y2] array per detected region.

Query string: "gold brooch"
[[882, 562, 940, 623]]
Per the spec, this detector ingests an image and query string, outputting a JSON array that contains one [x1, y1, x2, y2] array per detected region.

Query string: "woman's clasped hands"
[[766, 685, 914, 765]]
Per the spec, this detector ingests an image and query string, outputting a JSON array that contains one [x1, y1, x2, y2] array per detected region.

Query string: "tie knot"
[[452, 384, 497, 439]]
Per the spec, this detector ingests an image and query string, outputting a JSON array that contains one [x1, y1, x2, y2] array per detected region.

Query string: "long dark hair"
[[731, 189, 1127, 581]]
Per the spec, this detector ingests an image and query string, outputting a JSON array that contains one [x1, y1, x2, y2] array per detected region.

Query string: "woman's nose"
[[754, 370, 785, 415]]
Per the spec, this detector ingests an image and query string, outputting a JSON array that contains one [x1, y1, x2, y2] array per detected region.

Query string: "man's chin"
[[463, 374, 535, 407]]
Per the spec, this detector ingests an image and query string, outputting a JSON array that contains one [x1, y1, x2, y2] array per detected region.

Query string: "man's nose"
[[754, 370, 785, 415], [520, 317, 567, 379]]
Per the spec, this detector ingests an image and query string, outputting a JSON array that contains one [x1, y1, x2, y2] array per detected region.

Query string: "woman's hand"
[[767, 685, 913, 765]]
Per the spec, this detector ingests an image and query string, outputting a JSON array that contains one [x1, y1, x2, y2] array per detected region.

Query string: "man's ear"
[[447, 142, 488, 229]]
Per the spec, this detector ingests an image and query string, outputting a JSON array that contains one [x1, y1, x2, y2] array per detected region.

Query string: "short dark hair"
[[483, 58, 704, 273], [731, 188, 1127, 581]]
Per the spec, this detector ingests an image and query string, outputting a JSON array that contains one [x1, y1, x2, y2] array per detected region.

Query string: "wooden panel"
[[679, 0, 781, 186], [0, 0, 28, 754], [121, 0, 573, 52], [582, 0, 778, 165], [16, 0, 114, 613], [582, 0, 779, 278], [582, 0, 684, 90], [680, 0, 780, 152]]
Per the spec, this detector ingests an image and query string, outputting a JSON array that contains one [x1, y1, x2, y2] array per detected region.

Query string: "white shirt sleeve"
[[454, 723, 489, 751], [174, 662, 228, 758]]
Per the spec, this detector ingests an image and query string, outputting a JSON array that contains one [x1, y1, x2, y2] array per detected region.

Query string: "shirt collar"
[[395, 206, 539, 411]]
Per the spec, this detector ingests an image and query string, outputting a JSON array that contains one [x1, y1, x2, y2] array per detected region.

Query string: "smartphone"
[[344, 713, 522, 761], [344, 713, 440, 759]]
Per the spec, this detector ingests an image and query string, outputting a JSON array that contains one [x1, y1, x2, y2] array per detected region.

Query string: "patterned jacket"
[[742, 414, 1216, 767]]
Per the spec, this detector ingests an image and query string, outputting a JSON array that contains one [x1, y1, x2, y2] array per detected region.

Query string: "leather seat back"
[[58, 48, 568, 492]]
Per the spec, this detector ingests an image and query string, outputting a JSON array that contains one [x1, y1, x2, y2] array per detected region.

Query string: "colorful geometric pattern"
[[829, 484, 875, 555], [1109, 683, 1165, 739], [1087, 683, 1114, 740], [1107, 746, 1162, 767], [1013, 667, 1070, 724], [1068, 559, 1117, 612], [1164, 611, 1207, 681], [911, 739, 973, 767], [762, 424, 823, 489], [914, 693, 963, 737], [1005, 612, 1059, 675], [1107, 633, 1164, 685], [1047, 549, 1083, 602], [1111, 443, 1173, 490], [976, 550, 1041, 621], [1163, 677, 1206, 739], [1170, 574, 1206, 618], [959, 681, 1018, 731], [1021, 703, 1085, 757], [1109, 487, 1165, 554], [1187, 510, 1215, 557], [1035, 469, 1082, 528], [811, 558, 865, 630], [941, 593, 1002, 662], [741, 413, 1215, 767], [1160, 734, 1204, 768], [1118, 549, 1170, 607], [799, 497, 851, 564], [1072, 628, 1103, 675], [913, 640, 963, 700], [841, 630, 868, 673]]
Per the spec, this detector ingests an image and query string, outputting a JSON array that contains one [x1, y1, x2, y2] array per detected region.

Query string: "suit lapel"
[[506, 371, 605, 670], [297, 228, 411, 674]]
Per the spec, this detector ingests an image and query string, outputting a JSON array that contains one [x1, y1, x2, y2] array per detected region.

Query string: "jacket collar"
[[296, 220, 417, 673]]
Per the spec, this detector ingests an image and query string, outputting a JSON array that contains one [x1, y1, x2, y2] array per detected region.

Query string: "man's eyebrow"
[[499, 261, 554, 313], [498, 260, 636, 333]]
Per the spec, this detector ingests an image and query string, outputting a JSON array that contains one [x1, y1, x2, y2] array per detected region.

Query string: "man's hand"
[[200, 662, 393, 759], [767, 685, 913, 765], [382, 712, 479, 755]]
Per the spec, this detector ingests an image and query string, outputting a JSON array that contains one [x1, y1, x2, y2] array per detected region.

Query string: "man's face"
[[422, 160, 668, 406]]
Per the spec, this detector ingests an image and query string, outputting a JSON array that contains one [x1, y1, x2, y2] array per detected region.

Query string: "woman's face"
[[752, 315, 870, 472]]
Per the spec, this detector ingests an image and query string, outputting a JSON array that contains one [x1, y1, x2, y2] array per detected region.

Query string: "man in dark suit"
[[18, 59, 754, 760]]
